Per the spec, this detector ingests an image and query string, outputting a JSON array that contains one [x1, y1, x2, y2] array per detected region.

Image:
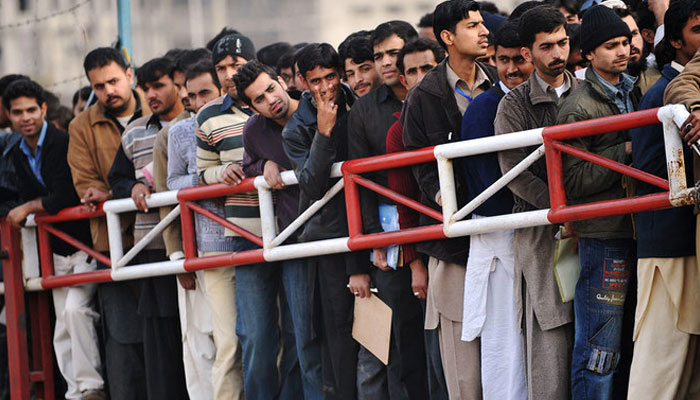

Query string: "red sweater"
[[385, 112, 421, 264]]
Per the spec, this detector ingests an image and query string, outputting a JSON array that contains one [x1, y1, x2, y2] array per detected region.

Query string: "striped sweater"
[[195, 95, 260, 237]]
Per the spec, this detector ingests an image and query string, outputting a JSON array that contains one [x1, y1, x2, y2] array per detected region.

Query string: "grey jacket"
[[557, 67, 640, 239], [494, 70, 577, 330]]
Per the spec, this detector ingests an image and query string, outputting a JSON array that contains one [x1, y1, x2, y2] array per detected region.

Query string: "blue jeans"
[[571, 238, 635, 400], [234, 238, 323, 400]]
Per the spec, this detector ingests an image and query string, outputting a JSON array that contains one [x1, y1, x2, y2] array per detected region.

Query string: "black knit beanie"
[[212, 34, 257, 65], [580, 5, 631, 55]]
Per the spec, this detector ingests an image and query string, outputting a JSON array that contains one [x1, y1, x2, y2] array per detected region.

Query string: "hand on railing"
[[679, 109, 700, 155], [263, 160, 286, 190], [348, 273, 372, 298], [222, 164, 245, 186], [81, 187, 111, 212], [131, 183, 151, 212]]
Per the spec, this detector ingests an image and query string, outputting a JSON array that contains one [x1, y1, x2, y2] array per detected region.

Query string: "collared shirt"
[[591, 68, 637, 114], [19, 121, 48, 186], [498, 80, 511, 95], [671, 61, 685, 74], [534, 71, 572, 102], [446, 61, 489, 115]]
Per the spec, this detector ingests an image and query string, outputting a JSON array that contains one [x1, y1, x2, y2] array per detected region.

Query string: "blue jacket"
[[631, 63, 695, 258], [459, 83, 514, 216]]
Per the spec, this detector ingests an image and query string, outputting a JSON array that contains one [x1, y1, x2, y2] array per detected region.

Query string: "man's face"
[[172, 70, 192, 112], [373, 34, 405, 87], [560, 7, 580, 24], [279, 66, 297, 90], [7, 96, 46, 139], [186, 73, 221, 113], [303, 66, 341, 104], [214, 54, 247, 98], [344, 59, 380, 97], [567, 47, 588, 72], [244, 72, 291, 120], [476, 45, 496, 66], [142, 74, 180, 117], [400, 49, 438, 90], [293, 62, 308, 91], [524, 26, 570, 78], [442, 11, 490, 58], [622, 15, 643, 64], [673, 13, 700, 63], [87, 61, 134, 115], [418, 26, 436, 41], [586, 36, 630, 79], [496, 46, 533, 89]]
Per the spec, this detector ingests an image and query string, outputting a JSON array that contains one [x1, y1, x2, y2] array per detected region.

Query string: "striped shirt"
[[195, 95, 260, 237], [121, 114, 164, 249]]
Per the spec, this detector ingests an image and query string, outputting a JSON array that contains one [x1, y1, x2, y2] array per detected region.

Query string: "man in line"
[[401, 1, 497, 398], [346, 20, 428, 399], [557, 6, 638, 399], [339, 35, 382, 97], [235, 60, 324, 399], [459, 20, 532, 400], [67, 47, 149, 399], [167, 59, 227, 400], [5, 79, 105, 400], [107, 56, 187, 400], [493, 6, 577, 399], [629, 2, 700, 397], [386, 37, 448, 400], [282, 43, 367, 400]]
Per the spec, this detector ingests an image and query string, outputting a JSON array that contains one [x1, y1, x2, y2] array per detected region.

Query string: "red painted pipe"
[[34, 204, 104, 223], [552, 141, 669, 190], [344, 174, 364, 237], [547, 192, 671, 224], [542, 108, 660, 140], [544, 137, 568, 210], [342, 146, 436, 174], [351, 175, 443, 222], [347, 224, 447, 251], [183, 248, 266, 272], [36, 225, 55, 279], [42, 225, 112, 267], [179, 202, 198, 259], [178, 179, 257, 202], [41, 270, 113, 289], [185, 201, 264, 247]]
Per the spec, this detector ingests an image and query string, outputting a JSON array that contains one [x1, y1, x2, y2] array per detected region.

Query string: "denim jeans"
[[234, 237, 323, 400], [571, 238, 635, 400]]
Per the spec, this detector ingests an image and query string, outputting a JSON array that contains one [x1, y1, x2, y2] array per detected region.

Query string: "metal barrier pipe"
[[185, 201, 264, 247], [342, 147, 435, 174], [115, 205, 181, 268], [351, 175, 443, 222], [42, 225, 112, 267], [542, 108, 661, 140], [433, 127, 545, 159], [106, 211, 124, 268], [548, 192, 671, 224]]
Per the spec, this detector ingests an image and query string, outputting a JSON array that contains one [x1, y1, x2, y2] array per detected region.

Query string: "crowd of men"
[[1, 0, 700, 399]]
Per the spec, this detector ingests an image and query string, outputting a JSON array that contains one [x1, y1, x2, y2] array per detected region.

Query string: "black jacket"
[[10, 123, 92, 256], [401, 59, 497, 264], [0, 131, 21, 216], [282, 84, 370, 276]]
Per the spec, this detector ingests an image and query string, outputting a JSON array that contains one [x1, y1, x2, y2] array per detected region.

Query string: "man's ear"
[[521, 46, 532, 63], [40, 101, 48, 119], [126, 68, 134, 86], [277, 75, 289, 91], [399, 74, 409, 89], [670, 38, 684, 51], [440, 29, 454, 48]]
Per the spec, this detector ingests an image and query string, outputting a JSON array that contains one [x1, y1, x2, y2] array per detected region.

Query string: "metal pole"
[[117, 0, 134, 64]]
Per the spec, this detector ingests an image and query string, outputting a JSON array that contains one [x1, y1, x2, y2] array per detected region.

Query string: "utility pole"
[[117, 0, 134, 64]]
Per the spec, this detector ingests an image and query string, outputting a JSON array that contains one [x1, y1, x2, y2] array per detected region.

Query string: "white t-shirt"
[[116, 114, 133, 129]]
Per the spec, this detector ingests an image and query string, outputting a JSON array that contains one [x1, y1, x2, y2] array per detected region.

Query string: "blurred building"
[[0, 0, 519, 104]]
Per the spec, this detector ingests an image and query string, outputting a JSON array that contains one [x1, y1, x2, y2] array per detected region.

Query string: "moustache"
[[505, 72, 524, 79], [548, 59, 565, 68]]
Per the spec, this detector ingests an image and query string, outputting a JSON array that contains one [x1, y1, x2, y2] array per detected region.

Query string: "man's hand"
[[315, 89, 338, 137], [81, 187, 111, 212], [680, 110, 700, 145], [131, 183, 151, 212], [372, 248, 391, 271], [348, 273, 371, 298], [409, 258, 428, 300], [177, 273, 196, 290], [7, 204, 30, 228], [625, 141, 632, 155], [222, 163, 245, 186], [263, 160, 285, 190], [648, 0, 670, 26]]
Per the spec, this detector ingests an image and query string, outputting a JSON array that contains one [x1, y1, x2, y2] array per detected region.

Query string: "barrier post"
[[1, 221, 31, 399]]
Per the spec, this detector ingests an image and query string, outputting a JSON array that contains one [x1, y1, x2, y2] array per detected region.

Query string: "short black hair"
[[612, 5, 632, 20], [666, 0, 700, 46], [636, 1, 657, 32], [185, 59, 221, 90], [174, 48, 212, 73], [519, 6, 567, 48], [480, 1, 502, 15], [0, 74, 29, 98], [338, 36, 374, 66], [371, 20, 418, 48], [418, 12, 434, 28], [544, 0, 580, 16], [72, 86, 92, 107], [494, 20, 523, 49], [135, 57, 176, 90], [433, 0, 481, 50], [509, 1, 543, 20], [397, 38, 446, 74], [276, 49, 296, 74], [206, 27, 241, 51], [2, 79, 46, 111], [83, 47, 128, 76], [257, 42, 293, 68], [566, 22, 582, 50], [164, 48, 185, 61], [233, 60, 279, 107], [295, 43, 341, 79]]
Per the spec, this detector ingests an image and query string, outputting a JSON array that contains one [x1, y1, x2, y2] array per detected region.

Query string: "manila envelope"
[[352, 294, 392, 365]]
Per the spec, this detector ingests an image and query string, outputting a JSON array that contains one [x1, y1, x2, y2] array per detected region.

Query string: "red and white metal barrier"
[[0, 104, 696, 399]]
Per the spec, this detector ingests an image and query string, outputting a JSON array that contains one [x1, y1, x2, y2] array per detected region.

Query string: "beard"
[[626, 55, 647, 77]]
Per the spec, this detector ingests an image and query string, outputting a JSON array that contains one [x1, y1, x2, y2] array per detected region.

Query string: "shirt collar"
[[591, 68, 637, 97], [377, 84, 397, 103], [221, 93, 254, 116], [671, 61, 685, 74], [445, 61, 489, 92], [19, 121, 48, 156], [498, 80, 511, 95], [534, 71, 571, 95], [146, 113, 162, 130]]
